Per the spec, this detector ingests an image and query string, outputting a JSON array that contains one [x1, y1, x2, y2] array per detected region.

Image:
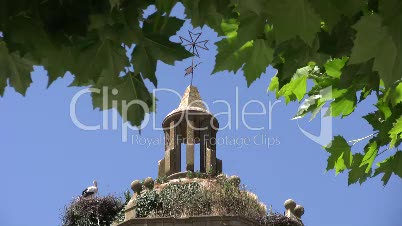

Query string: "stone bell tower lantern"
[[158, 85, 222, 178]]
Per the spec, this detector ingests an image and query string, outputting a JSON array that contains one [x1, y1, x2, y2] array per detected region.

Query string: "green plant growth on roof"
[[132, 176, 296, 225]]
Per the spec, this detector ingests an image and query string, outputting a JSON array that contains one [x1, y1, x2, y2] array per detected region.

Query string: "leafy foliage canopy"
[[0, 0, 401, 185]]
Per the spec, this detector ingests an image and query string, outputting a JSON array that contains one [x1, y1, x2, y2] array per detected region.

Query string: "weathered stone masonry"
[[158, 86, 222, 178]]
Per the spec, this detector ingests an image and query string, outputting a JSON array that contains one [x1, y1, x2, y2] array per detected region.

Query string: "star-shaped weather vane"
[[179, 31, 209, 85]]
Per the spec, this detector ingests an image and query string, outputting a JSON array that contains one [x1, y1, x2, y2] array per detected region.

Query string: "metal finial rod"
[[179, 30, 209, 85], [191, 57, 194, 86]]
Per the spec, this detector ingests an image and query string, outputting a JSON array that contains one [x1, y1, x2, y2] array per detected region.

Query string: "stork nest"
[[61, 195, 124, 226]]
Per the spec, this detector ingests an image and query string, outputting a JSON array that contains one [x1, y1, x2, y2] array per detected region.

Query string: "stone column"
[[205, 126, 216, 174], [186, 119, 195, 171], [199, 120, 206, 173], [175, 124, 181, 172], [206, 147, 216, 174], [165, 121, 178, 176], [216, 158, 222, 174], [212, 129, 217, 152]]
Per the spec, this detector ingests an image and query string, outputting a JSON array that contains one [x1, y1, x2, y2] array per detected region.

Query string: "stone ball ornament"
[[131, 180, 142, 194], [284, 199, 296, 210], [294, 205, 305, 218], [144, 177, 155, 190]]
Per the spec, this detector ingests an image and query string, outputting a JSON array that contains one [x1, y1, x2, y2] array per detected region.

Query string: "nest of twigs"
[[61, 195, 124, 226]]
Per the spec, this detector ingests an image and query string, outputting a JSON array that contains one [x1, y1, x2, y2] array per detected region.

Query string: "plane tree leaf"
[[213, 38, 253, 75], [243, 39, 273, 86], [181, 0, 233, 35], [0, 41, 33, 96], [349, 14, 400, 87], [348, 153, 372, 185], [308, 0, 364, 31], [92, 72, 154, 127], [389, 116, 402, 148], [324, 57, 348, 79], [131, 14, 192, 87], [325, 136, 353, 175], [70, 38, 129, 86], [373, 151, 402, 186], [328, 89, 357, 118], [155, 0, 178, 14], [265, 0, 321, 46], [360, 141, 378, 173]]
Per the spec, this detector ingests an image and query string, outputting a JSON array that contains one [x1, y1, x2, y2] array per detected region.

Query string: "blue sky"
[[1, 4, 401, 226]]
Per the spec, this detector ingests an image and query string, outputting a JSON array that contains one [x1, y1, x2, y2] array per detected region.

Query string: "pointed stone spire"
[[178, 85, 207, 111], [165, 85, 211, 119]]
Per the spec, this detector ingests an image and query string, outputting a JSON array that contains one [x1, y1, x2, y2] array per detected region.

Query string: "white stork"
[[82, 180, 98, 198]]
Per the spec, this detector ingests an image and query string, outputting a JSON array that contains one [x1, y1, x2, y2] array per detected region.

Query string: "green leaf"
[[4, 16, 57, 61], [348, 153, 372, 185], [212, 17, 249, 75], [291, 75, 308, 101], [121, 0, 149, 28], [3, 16, 73, 86], [272, 38, 326, 87], [373, 151, 402, 185], [92, 72, 154, 126], [268, 76, 279, 92], [213, 39, 253, 74], [317, 16, 356, 58], [71, 39, 128, 86], [182, 0, 232, 35], [390, 83, 402, 107], [325, 136, 353, 174], [243, 39, 274, 86], [360, 141, 378, 173], [0, 41, 33, 96], [42, 47, 74, 87], [291, 94, 323, 120], [132, 14, 191, 86], [376, 100, 392, 120], [236, 0, 267, 43], [389, 116, 402, 148], [88, 11, 139, 45], [328, 89, 356, 117], [363, 106, 401, 148], [379, 0, 402, 87], [309, 99, 326, 121], [276, 66, 311, 103], [308, 0, 364, 31], [291, 67, 310, 101], [266, 0, 321, 45], [349, 15, 400, 87], [155, 0, 178, 14], [324, 56, 348, 78]]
